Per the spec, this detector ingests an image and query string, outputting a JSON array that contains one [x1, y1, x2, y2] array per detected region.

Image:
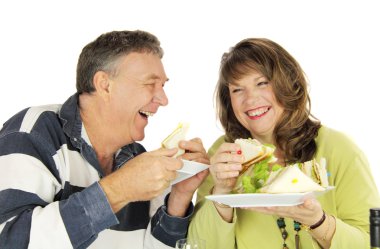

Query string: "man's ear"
[[93, 71, 111, 100]]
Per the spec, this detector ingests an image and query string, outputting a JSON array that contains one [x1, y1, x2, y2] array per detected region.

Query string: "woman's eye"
[[231, 88, 242, 93], [257, 81, 269, 86]]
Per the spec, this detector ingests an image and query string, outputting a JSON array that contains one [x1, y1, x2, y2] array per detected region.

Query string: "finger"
[[302, 198, 318, 210], [212, 151, 244, 165], [178, 138, 206, 154], [180, 151, 206, 161], [196, 169, 209, 180], [166, 170, 178, 182], [248, 206, 280, 215], [193, 157, 210, 165], [214, 163, 242, 173], [216, 170, 240, 179], [190, 137, 203, 144], [164, 158, 183, 171], [216, 142, 241, 154], [150, 147, 179, 157]]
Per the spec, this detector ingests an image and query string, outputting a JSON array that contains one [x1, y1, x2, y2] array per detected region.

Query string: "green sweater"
[[188, 126, 380, 249]]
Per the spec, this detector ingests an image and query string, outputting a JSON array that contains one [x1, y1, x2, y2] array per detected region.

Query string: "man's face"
[[107, 52, 169, 143]]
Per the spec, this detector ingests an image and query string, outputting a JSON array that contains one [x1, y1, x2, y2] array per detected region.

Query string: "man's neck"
[[79, 94, 118, 175]]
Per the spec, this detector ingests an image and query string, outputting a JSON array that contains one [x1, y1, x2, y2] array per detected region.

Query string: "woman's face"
[[228, 70, 284, 144]]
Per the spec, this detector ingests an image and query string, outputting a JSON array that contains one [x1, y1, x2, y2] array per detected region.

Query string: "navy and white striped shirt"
[[0, 93, 192, 249]]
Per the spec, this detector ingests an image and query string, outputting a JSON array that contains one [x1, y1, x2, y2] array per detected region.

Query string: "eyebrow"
[[146, 74, 169, 82], [228, 75, 267, 86]]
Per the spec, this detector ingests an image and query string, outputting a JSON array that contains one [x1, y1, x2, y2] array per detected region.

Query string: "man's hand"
[[99, 147, 182, 213], [168, 138, 209, 217]]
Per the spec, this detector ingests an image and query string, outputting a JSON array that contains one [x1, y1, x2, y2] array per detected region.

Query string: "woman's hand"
[[245, 198, 336, 248], [245, 197, 324, 226], [209, 142, 244, 194]]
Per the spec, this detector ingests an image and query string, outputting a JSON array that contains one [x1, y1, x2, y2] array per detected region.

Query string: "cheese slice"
[[161, 122, 190, 157], [260, 165, 325, 193]]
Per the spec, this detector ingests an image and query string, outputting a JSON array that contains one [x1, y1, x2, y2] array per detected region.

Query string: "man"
[[0, 30, 209, 249]]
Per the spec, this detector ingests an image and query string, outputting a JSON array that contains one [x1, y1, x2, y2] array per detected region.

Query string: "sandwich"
[[259, 162, 326, 193], [232, 138, 329, 194], [161, 122, 190, 157], [235, 138, 277, 175], [233, 138, 278, 193]]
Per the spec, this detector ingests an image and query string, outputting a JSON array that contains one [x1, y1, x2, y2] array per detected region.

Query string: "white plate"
[[172, 160, 209, 185], [206, 186, 335, 207]]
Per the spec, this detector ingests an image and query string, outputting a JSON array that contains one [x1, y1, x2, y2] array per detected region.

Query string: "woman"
[[188, 38, 380, 248]]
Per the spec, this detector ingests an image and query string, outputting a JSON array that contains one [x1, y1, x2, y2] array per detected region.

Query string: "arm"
[[188, 137, 239, 249], [100, 139, 207, 248], [168, 138, 209, 217], [188, 175, 237, 249], [328, 153, 380, 249], [146, 193, 194, 248], [320, 128, 380, 249], [0, 133, 118, 249]]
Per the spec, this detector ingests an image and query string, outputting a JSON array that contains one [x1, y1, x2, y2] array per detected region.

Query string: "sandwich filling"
[[233, 138, 329, 194]]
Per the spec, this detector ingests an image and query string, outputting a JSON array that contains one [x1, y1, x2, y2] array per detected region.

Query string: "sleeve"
[[0, 133, 118, 249], [188, 136, 237, 249], [188, 191, 237, 249], [146, 193, 194, 248], [329, 153, 380, 249], [320, 129, 380, 249]]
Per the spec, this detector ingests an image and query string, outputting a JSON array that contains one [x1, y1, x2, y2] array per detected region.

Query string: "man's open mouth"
[[139, 110, 154, 118]]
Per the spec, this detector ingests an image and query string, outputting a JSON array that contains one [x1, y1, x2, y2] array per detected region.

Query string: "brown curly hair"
[[215, 38, 321, 163]]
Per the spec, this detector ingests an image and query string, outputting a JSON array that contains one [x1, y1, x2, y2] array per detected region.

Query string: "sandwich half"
[[259, 164, 325, 193], [161, 122, 190, 157], [235, 138, 276, 175], [236, 157, 329, 194]]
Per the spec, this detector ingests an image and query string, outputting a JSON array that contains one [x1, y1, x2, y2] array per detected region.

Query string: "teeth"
[[139, 110, 154, 117], [248, 107, 269, 117]]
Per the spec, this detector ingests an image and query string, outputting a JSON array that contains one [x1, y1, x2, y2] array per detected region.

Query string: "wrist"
[[99, 178, 129, 213], [167, 190, 193, 217], [209, 186, 232, 209], [302, 210, 326, 231], [212, 185, 232, 195]]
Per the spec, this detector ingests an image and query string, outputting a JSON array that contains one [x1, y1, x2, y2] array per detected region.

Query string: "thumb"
[[303, 198, 317, 210]]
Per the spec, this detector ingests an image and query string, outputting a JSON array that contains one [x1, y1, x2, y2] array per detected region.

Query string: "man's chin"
[[132, 133, 145, 142]]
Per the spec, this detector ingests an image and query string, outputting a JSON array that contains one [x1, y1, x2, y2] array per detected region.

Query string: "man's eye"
[[144, 81, 157, 86]]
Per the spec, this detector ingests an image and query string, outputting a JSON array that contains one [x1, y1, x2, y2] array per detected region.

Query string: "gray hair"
[[76, 30, 163, 93]]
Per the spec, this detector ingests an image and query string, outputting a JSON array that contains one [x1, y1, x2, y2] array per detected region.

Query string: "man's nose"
[[154, 86, 168, 106]]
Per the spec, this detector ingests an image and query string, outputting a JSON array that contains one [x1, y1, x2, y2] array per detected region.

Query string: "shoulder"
[[315, 125, 370, 176], [207, 135, 227, 157], [1, 104, 62, 136], [316, 126, 361, 154]]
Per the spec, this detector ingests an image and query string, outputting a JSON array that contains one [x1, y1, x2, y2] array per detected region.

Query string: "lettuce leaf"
[[240, 158, 282, 193], [242, 176, 256, 193]]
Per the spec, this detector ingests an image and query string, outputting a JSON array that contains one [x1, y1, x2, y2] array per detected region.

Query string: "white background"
[[1, 0, 379, 190]]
